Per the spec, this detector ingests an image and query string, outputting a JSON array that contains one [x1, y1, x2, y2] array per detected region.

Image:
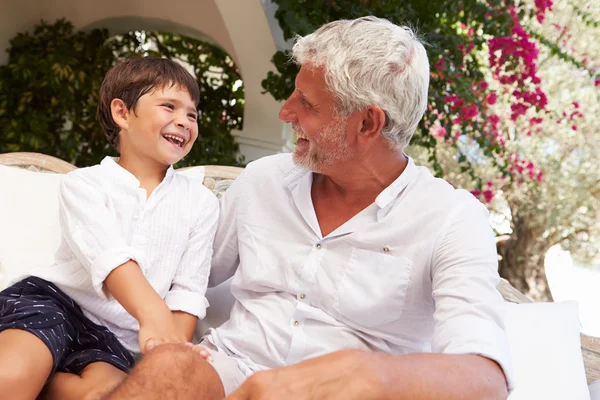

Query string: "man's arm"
[[429, 194, 513, 391], [227, 350, 507, 400], [208, 168, 249, 287]]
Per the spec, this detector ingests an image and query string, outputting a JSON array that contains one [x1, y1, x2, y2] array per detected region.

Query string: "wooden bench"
[[2, 151, 600, 384]]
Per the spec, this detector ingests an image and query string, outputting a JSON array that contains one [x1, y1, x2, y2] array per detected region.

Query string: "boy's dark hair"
[[97, 57, 201, 150]]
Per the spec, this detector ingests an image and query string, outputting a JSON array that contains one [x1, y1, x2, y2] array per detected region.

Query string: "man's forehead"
[[295, 64, 326, 92]]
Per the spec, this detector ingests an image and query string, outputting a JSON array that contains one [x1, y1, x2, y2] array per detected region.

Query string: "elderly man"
[[107, 16, 513, 400]]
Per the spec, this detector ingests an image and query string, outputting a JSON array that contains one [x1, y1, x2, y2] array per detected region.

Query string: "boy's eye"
[[162, 103, 175, 110], [188, 113, 198, 121]]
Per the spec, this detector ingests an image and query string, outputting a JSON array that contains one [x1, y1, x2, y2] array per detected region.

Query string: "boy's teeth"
[[164, 134, 184, 143]]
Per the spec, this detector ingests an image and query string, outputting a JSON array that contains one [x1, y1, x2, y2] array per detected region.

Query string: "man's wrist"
[[356, 350, 398, 400]]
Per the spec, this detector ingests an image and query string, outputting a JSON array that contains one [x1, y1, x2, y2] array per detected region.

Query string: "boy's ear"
[[110, 99, 130, 130]]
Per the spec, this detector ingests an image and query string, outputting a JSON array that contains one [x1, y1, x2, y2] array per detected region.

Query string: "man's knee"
[[141, 343, 202, 373], [129, 343, 224, 398]]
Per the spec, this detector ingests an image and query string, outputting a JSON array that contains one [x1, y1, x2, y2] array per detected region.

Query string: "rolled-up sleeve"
[[431, 194, 515, 391], [165, 186, 219, 319], [59, 172, 146, 299]]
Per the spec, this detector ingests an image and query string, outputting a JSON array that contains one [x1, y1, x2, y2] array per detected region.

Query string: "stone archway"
[[0, 0, 286, 161]]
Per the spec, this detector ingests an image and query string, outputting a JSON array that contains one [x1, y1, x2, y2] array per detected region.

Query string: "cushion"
[[589, 379, 600, 400], [505, 301, 590, 400], [0, 165, 64, 289]]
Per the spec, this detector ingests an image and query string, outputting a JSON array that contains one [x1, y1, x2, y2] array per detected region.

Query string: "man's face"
[[279, 65, 353, 172], [119, 84, 199, 166]]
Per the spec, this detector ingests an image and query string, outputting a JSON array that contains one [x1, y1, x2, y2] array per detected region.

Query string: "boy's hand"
[[184, 342, 214, 362], [138, 308, 188, 353]]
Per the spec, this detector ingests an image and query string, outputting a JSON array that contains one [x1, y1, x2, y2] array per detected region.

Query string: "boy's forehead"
[[148, 83, 190, 96], [146, 84, 196, 105]]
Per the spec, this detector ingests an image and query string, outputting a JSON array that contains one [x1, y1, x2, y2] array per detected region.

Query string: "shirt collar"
[[284, 155, 418, 223], [374, 156, 417, 210], [100, 156, 175, 187]]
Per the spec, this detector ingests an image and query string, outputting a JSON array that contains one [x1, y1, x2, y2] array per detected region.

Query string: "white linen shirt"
[[207, 153, 514, 389], [25, 157, 219, 353]]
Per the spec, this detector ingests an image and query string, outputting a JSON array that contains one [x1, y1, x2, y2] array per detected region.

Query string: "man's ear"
[[358, 105, 386, 143], [110, 99, 130, 131]]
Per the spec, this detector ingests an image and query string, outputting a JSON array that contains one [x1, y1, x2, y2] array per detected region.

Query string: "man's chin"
[[292, 151, 312, 170]]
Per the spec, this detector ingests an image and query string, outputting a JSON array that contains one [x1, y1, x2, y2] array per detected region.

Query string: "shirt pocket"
[[333, 248, 413, 328]]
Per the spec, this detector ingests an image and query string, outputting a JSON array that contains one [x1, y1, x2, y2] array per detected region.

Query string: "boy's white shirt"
[[19, 156, 219, 353]]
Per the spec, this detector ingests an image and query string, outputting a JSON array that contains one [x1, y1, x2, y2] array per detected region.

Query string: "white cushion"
[[505, 301, 590, 400], [176, 165, 205, 181], [0, 165, 63, 289], [589, 379, 600, 400]]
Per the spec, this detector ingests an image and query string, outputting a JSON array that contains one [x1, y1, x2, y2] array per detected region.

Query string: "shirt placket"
[[130, 189, 149, 249], [285, 240, 326, 364]]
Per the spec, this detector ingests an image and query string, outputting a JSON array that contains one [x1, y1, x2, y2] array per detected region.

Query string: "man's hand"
[[226, 350, 386, 400]]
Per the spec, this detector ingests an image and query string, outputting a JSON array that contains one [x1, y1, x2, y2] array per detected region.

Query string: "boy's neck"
[[117, 154, 170, 198]]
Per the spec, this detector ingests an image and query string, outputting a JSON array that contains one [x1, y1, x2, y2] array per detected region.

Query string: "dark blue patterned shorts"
[[0, 276, 134, 378]]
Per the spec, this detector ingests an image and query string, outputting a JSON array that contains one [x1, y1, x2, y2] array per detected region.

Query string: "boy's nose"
[[176, 118, 193, 131]]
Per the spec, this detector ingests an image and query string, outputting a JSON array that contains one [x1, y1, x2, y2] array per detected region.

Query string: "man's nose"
[[279, 99, 297, 122]]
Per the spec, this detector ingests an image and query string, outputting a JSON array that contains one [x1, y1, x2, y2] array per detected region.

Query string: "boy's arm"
[[59, 171, 184, 351], [104, 260, 168, 320], [164, 187, 219, 333], [58, 172, 148, 298], [172, 311, 198, 341], [104, 260, 186, 351]]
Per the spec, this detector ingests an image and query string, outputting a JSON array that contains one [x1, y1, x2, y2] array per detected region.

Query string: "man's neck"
[[314, 151, 408, 206], [117, 154, 169, 198], [310, 149, 408, 237]]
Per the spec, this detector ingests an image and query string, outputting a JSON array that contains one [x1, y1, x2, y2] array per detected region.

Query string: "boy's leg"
[[40, 362, 126, 400], [0, 329, 54, 400]]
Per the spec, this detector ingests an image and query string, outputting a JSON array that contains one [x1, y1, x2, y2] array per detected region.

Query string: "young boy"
[[0, 57, 218, 399]]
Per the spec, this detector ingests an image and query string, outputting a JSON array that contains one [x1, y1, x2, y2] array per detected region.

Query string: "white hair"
[[292, 16, 430, 152]]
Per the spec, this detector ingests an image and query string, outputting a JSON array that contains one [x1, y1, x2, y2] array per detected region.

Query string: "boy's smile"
[[162, 133, 187, 148], [117, 84, 199, 167]]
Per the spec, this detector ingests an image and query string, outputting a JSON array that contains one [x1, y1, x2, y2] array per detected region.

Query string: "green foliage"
[[262, 0, 520, 180], [0, 19, 243, 167]]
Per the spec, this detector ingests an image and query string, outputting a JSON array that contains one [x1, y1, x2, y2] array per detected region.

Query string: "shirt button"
[[294, 321, 300, 327], [383, 246, 390, 253], [315, 243, 322, 249], [299, 294, 306, 300]]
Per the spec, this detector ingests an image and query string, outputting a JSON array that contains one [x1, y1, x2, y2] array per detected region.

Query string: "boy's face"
[[118, 84, 199, 166]]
